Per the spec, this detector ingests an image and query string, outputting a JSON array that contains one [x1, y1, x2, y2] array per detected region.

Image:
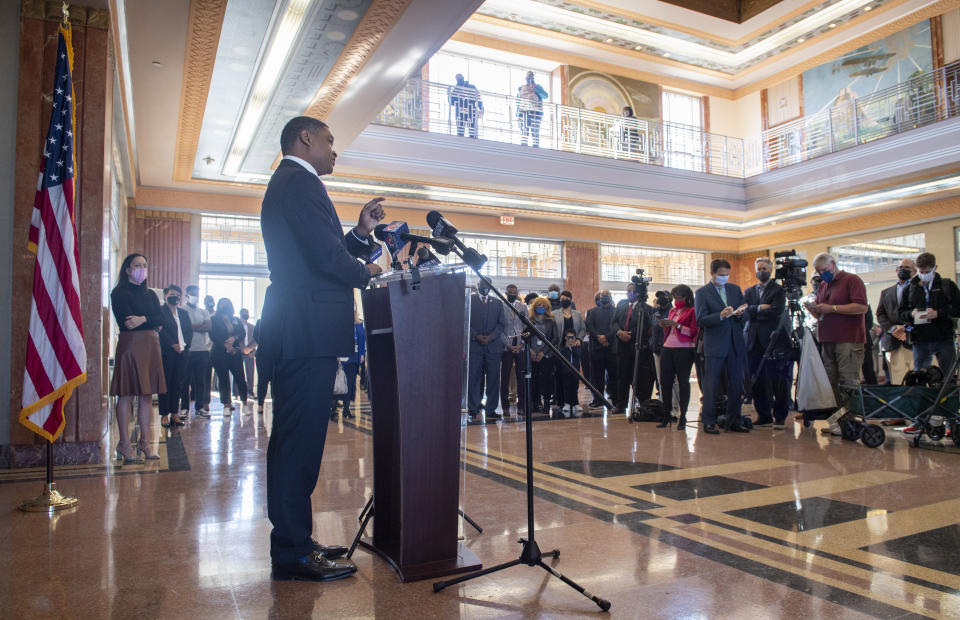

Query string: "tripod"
[[432, 246, 612, 612], [625, 292, 653, 422], [746, 297, 803, 406]]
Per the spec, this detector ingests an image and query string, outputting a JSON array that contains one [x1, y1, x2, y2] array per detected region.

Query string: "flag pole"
[[18, 0, 80, 513], [18, 441, 79, 512]]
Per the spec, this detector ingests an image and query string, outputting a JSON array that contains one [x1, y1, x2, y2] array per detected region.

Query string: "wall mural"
[[567, 66, 660, 121], [801, 20, 933, 117]]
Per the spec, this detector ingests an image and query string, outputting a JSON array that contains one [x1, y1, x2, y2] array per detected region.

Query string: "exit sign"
[[500, 215, 515, 226]]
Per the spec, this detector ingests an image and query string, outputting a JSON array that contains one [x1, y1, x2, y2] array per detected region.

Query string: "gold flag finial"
[[61, 2, 69, 25]]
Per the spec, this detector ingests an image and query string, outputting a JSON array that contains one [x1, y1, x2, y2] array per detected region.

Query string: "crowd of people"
[[466, 250, 960, 437]]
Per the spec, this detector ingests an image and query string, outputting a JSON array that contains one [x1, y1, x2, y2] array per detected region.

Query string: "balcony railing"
[[372, 60, 960, 179]]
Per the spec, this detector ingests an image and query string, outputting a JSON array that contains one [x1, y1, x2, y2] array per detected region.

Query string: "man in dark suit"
[[468, 280, 507, 420], [259, 116, 384, 582], [158, 285, 193, 428], [611, 283, 655, 415], [876, 258, 915, 384], [743, 257, 791, 428], [695, 258, 748, 434]]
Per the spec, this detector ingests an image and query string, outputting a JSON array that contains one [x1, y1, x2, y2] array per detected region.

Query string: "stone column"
[[7, 2, 112, 466]]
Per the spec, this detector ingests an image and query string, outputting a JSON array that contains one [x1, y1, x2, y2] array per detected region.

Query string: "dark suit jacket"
[[611, 300, 654, 354], [876, 282, 910, 352], [159, 305, 193, 352], [695, 282, 746, 358], [743, 280, 786, 353], [469, 293, 506, 354], [258, 159, 372, 366]]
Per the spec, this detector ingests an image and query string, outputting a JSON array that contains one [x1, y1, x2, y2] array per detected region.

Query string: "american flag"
[[20, 24, 86, 442]]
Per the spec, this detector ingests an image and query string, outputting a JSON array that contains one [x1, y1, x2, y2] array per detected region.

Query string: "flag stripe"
[[30, 264, 81, 381], [24, 336, 55, 399], [39, 187, 84, 335]]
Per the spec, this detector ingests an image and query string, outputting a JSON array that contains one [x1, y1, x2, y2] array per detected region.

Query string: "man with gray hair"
[[804, 252, 868, 435]]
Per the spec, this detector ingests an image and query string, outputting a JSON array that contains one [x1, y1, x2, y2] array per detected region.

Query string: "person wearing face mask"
[[651, 291, 679, 419], [182, 285, 213, 419], [899, 252, 960, 385], [552, 290, 585, 405], [499, 284, 528, 416], [109, 253, 166, 463], [743, 257, 792, 429], [657, 285, 699, 430], [546, 284, 563, 311], [695, 258, 749, 434], [210, 298, 248, 415], [528, 298, 560, 412], [238, 308, 257, 413], [805, 252, 868, 436], [611, 283, 656, 415], [203, 294, 217, 397], [158, 285, 193, 429], [468, 281, 507, 421], [876, 259, 916, 385], [585, 289, 618, 408]]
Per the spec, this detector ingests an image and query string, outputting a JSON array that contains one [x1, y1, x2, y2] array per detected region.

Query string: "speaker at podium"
[[358, 265, 481, 582]]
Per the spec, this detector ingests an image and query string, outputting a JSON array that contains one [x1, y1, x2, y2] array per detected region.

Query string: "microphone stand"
[[432, 244, 612, 612]]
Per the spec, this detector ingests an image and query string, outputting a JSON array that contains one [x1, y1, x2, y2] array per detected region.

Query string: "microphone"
[[425, 210, 487, 269], [374, 221, 455, 254], [416, 245, 442, 268]]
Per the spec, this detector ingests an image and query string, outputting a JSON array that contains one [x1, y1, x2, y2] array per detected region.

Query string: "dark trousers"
[[530, 356, 555, 410], [267, 357, 337, 563], [746, 348, 793, 424], [333, 362, 359, 411], [455, 110, 478, 138], [615, 344, 654, 410], [659, 347, 695, 417], [590, 345, 617, 402], [861, 344, 877, 384], [213, 354, 247, 405], [500, 348, 525, 410], [558, 365, 580, 407], [468, 344, 501, 412], [159, 348, 187, 415], [702, 353, 744, 426], [914, 340, 957, 377], [185, 350, 211, 409], [256, 355, 271, 407]]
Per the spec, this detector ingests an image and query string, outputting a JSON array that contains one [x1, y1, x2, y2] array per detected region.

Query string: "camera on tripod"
[[631, 268, 651, 302], [774, 250, 808, 301]]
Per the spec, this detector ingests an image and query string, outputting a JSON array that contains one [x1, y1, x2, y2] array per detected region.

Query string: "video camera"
[[774, 250, 808, 301], [631, 268, 652, 302]]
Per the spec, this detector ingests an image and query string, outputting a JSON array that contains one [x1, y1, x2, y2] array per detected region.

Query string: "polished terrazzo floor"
[[2, 386, 960, 619]]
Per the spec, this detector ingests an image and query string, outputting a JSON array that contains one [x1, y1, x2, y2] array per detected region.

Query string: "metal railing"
[[372, 60, 960, 179]]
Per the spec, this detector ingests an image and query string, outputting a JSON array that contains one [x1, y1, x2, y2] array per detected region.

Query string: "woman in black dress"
[[210, 298, 248, 414], [109, 253, 165, 463]]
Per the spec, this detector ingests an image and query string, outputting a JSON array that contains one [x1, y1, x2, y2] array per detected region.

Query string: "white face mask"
[[920, 271, 935, 285], [185, 294, 198, 305]]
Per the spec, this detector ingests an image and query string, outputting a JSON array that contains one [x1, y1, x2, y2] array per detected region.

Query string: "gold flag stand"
[[19, 441, 79, 512]]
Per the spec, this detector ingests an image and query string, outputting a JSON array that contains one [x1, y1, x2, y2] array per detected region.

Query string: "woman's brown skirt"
[[110, 330, 166, 396]]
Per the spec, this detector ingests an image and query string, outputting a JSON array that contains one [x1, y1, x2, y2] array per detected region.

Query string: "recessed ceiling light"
[[828, 23, 836, 28], [797, 38, 805, 43], [605, 38, 613, 43], [663, 52, 670, 57], [151, 61, 163, 67], [864, 5, 872, 10], [634, 45, 641, 50]]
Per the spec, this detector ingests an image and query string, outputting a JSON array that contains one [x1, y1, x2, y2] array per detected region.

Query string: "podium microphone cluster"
[[374, 222, 451, 268], [425, 211, 487, 270]]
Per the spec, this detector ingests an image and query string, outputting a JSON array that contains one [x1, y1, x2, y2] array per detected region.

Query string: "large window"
[[600, 244, 705, 293], [439, 233, 562, 280], [201, 215, 266, 267], [661, 90, 705, 172], [830, 233, 925, 275], [428, 51, 551, 101]]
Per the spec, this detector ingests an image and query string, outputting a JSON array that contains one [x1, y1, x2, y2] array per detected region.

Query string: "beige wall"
[[943, 8, 960, 64], [708, 90, 762, 139]]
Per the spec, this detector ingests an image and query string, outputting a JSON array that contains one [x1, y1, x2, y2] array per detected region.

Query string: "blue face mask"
[[548, 291, 559, 300], [535, 306, 546, 315], [820, 270, 834, 283], [601, 296, 613, 305], [627, 291, 638, 303], [714, 275, 729, 285]]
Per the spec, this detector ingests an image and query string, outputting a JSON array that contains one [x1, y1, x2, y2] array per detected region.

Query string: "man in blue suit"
[[695, 259, 749, 434], [468, 280, 507, 420], [259, 117, 384, 581]]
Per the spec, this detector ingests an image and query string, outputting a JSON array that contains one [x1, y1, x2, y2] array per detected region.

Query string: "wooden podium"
[[359, 268, 481, 582]]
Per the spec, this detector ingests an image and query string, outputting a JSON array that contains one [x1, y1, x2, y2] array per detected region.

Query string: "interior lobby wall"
[[943, 8, 960, 63]]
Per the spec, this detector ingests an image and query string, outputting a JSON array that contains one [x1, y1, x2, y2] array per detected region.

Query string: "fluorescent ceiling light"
[[480, 0, 874, 69], [223, 0, 313, 176]]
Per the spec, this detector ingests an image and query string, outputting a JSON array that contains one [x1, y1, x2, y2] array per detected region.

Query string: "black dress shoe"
[[272, 552, 357, 581], [487, 411, 503, 420], [728, 423, 749, 433], [703, 424, 720, 434], [312, 541, 347, 559]]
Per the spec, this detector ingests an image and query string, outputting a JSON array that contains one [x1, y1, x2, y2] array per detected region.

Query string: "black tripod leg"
[[347, 500, 374, 559], [433, 558, 524, 592], [458, 509, 483, 534], [537, 559, 611, 612], [357, 494, 373, 523]]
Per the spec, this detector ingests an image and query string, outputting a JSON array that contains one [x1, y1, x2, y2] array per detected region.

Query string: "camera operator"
[[695, 258, 748, 434], [804, 252, 868, 436], [611, 282, 655, 414], [875, 258, 915, 384], [743, 257, 792, 428], [898, 252, 960, 376]]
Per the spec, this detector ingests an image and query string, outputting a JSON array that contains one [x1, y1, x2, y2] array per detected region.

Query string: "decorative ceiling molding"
[[301, 0, 413, 123], [172, 0, 228, 183]]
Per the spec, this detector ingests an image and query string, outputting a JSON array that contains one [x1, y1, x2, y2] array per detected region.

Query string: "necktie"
[[718, 285, 727, 305], [626, 304, 633, 330]]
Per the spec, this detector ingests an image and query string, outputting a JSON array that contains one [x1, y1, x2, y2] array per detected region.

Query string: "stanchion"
[[18, 440, 79, 512]]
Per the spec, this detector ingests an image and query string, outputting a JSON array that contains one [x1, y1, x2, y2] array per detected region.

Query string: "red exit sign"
[[500, 215, 515, 226]]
